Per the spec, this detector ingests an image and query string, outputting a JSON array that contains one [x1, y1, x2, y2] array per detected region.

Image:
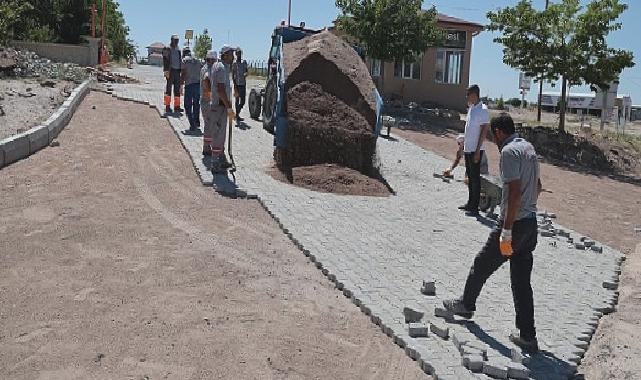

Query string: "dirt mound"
[[285, 81, 378, 174], [283, 31, 377, 128], [270, 164, 391, 197], [517, 126, 641, 177]]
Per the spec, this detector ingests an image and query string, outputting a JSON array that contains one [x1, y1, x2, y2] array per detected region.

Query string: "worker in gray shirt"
[[443, 113, 543, 353], [232, 48, 248, 123], [162, 34, 182, 114], [180, 47, 203, 132]]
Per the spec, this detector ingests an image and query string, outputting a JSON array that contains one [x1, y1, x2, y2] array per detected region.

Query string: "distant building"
[[364, 13, 484, 111], [146, 42, 165, 66], [541, 91, 633, 121], [631, 105, 641, 121]]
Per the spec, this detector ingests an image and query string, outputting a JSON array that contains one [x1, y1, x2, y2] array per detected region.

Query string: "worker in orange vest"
[[162, 35, 183, 114]]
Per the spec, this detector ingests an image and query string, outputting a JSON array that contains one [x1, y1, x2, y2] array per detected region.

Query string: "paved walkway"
[[109, 65, 624, 380]]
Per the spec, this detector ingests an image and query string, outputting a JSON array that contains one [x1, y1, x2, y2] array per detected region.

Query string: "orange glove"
[[227, 108, 236, 122], [500, 229, 513, 258]]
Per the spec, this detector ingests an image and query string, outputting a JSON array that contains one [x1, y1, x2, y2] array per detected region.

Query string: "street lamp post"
[[288, 0, 292, 26], [537, 0, 550, 123]]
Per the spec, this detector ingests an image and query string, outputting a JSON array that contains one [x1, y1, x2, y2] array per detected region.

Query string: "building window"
[[394, 57, 421, 80], [436, 49, 464, 85], [371, 59, 382, 77]]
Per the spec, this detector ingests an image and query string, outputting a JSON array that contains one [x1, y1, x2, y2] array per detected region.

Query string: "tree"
[[487, 0, 634, 131], [497, 97, 505, 110], [0, 1, 33, 45], [335, 0, 443, 92], [193, 29, 212, 60]]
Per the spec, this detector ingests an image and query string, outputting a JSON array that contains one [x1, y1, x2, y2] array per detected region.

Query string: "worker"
[[444, 134, 489, 179], [232, 48, 248, 123], [200, 50, 217, 155], [443, 113, 543, 353], [181, 46, 203, 132], [208, 45, 236, 172], [162, 35, 183, 114], [459, 85, 490, 216]]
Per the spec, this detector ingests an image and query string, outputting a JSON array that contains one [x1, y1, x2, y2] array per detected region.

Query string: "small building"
[[146, 42, 165, 66], [366, 13, 484, 111], [630, 105, 641, 121]]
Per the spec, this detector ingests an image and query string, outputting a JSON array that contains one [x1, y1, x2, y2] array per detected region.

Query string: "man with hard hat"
[[162, 34, 183, 114], [181, 46, 203, 132], [200, 50, 218, 155], [207, 45, 236, 173], [232, 48, 248, 123]]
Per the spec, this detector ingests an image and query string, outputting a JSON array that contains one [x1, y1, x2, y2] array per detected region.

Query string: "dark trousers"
[[184, 83, 200, 128], [464, 152, 483, 210], [235, 85, 246, 116], [165, 68, 181, 97], [462, 217, 538, 340]]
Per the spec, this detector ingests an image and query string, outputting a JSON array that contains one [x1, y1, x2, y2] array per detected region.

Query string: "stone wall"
[[11, 38, 100, 67]]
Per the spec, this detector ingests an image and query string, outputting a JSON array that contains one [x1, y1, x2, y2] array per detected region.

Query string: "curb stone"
[[0, 78, 93, 169]]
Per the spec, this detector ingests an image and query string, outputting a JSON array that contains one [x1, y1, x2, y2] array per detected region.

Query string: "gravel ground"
[[395, 127, 641, 380], [0, 79, 74, 140], [0, 92, 427, 380]]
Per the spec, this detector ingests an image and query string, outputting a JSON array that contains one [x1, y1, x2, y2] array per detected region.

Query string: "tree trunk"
[[559, 76, 567, 132], [537, 77, 543, 122]]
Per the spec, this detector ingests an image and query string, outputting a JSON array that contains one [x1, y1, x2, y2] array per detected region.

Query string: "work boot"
[[465, 209, 480, 217], [165, 105, 172, 113], [237, 115, 244, 122], [509, 331, 539, 353], [442, 299, 474, 319], [174, 107, 184, 113], [458, 204, 470, 211]]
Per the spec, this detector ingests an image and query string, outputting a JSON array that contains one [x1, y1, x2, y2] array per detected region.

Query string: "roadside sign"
[[185, 30, 194, 40], [519, 72, 532, 91]]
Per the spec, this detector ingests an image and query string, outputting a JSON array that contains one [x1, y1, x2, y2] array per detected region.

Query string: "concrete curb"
[[0, 78, 94, 169]]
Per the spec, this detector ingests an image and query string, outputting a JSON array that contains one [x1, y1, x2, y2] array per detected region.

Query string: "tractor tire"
[[248, 88, 262, 120], [262, 78, 277, 134]]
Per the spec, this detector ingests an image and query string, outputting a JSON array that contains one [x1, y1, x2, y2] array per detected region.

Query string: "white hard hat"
[[220, 44, 235, 56], [171, 34, 179, 40], [205, 50, 217, 59]]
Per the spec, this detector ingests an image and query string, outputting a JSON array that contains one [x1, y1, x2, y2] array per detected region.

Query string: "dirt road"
[[395, 128, 641, 380], [0, 92, 427, 380]]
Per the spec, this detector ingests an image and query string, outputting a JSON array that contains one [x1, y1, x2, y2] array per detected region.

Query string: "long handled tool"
[[227, 113, 237, 175]]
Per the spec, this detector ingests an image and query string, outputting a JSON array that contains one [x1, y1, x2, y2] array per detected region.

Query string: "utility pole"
[[288, 0, 292, 26], [537, 0, 550, 123], [100, 0, 107, 64]]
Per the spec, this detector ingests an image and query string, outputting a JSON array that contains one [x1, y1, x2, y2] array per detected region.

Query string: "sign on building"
[[443, 31, 467, 49]]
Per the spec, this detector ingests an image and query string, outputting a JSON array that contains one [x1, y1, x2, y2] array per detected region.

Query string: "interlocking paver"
[[109, 66, 626, 379]]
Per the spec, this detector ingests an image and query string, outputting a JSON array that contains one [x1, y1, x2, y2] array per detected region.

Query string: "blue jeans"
[[184, 83, 200, 128]]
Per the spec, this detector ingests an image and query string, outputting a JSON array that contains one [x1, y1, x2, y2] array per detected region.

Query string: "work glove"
[[227, 108, 236, 121], [163, 71, 170, 79], [500, 229, 513, 258]]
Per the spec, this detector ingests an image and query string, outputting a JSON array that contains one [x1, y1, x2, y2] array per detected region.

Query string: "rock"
[[50, 140, 60, 147], [41, 80, 56, 88], [0, 105, 4, 117]]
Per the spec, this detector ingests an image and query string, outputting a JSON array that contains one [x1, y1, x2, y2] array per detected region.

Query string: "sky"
[[119, 0, 641, 104]]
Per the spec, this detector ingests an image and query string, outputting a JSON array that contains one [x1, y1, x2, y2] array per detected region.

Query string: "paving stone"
[[482, 361, 508, 379], [421, 280, 436, 296], [461, 354, 485, 372], [430, 320, 450, 339], [403, 306, 424, 323], [434, 307, 454, 322], [506, 362, 531, 379], [408, 323, 429, 338]]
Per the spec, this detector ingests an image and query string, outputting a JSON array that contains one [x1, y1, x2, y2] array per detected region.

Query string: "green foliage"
[[7, 0, 134, 60], [506, 98, 526, 107], [487, 0, 635, 130], [193, 30, 212, 60], [497, 97, 505, 110], [0, 1, 33, 45], [335, 0, 443, 62]]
